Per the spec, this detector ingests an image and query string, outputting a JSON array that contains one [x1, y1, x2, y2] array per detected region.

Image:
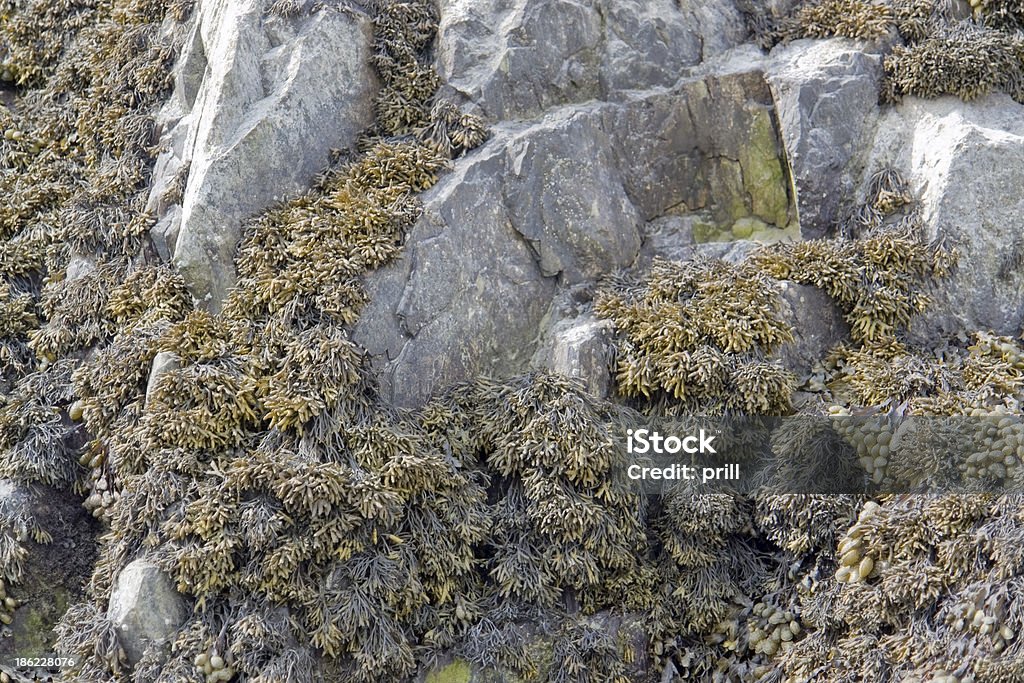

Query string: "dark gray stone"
[[775, 280, 848, 374], [766, 39, 885, 238]]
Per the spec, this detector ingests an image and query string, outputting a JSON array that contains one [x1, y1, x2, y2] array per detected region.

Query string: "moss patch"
[[425, 660, 473, 683], [740, 106, 791, 228]]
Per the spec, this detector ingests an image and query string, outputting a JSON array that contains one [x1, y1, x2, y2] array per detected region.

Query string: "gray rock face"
[[355, 61, 795, 406], [353, 143, 558, 407], [774, 281, 848, 374], [108, 559, 188, 666], [145, 351, 181, 405], [868, 95, 1024, 338], [436, 0, 746, 121], [766, 39, 885, 238], [534, 315, 614, 398], [149, 2, 378, 308]]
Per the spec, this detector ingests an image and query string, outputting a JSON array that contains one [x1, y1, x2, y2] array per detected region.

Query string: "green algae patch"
[[425, 660, 473, 683], [740, 107, 791, 228]]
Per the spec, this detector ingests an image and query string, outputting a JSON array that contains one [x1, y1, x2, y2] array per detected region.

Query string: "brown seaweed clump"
[[754, 167, 954, 347], [974, 0, 1024, 30], [595, 258, 795, 414], [882, 22, 1024, 103], [795, 0, 896, 40]]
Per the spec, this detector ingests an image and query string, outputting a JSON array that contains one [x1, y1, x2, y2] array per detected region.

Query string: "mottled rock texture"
[[148, 1, 378, 308], [355, 48, 795, 406], [766, 38, 885, 238], [107, 559, 188, 666], [895, 96, 1024, 338]]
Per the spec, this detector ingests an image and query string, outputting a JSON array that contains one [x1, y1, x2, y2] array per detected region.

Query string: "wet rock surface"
[[0, 481, 99, 660]]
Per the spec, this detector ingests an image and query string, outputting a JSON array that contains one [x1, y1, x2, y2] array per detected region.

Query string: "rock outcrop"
[[107, 559, 188, 666], [866, 95, 1024, 338], [355, 46, 796, 406], [148, 2, 378, 308]]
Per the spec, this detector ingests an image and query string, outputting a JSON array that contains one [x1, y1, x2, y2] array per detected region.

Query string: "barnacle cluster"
[[595, 258, 795, 413]]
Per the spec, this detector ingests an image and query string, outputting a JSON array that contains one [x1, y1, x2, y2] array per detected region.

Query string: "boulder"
[[149, 2, 378, 309], [766, 38, 885, 238], [435, 0, 746, 121], [356, 61, 795, 407], [774, 281, 849, 374], [869, 95, 1024, 338], [108, 559, 188, 666], [542, 317, 614, 398]]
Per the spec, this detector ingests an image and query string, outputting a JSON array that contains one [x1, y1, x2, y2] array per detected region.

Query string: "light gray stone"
[[151, 206, 182, 262], [436, 0, 746, 121], [766, 39, 885, 238], [146, 352, 181, 406], [503, 107, 643, 281], [543, 316, 614, 398], [65, 255, 97, 281], [108, 559, 188, 666], [355, 144, 558, 407], [150, 2, 378, 308], [865, 95, 1024, 338]]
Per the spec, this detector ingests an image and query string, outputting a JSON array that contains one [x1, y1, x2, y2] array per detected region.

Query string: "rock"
[[865, 94, 1024, 338], [354, 144, 557, 408], [774, 281, 848, 374], [503, 106, 644, 281], [356, 60, 795, 406], [0, 481, 99, 659], [766, 39, 885, 238], [432, 0, 704, 120], [150, 206, 182, 262], [636, 215, 699, 268], [436, 0, 746, 121], [108, 559, 188, 666], [533, 314, 614, 398], [145, 352, 181, 405], [151, 2, 378, 309]]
